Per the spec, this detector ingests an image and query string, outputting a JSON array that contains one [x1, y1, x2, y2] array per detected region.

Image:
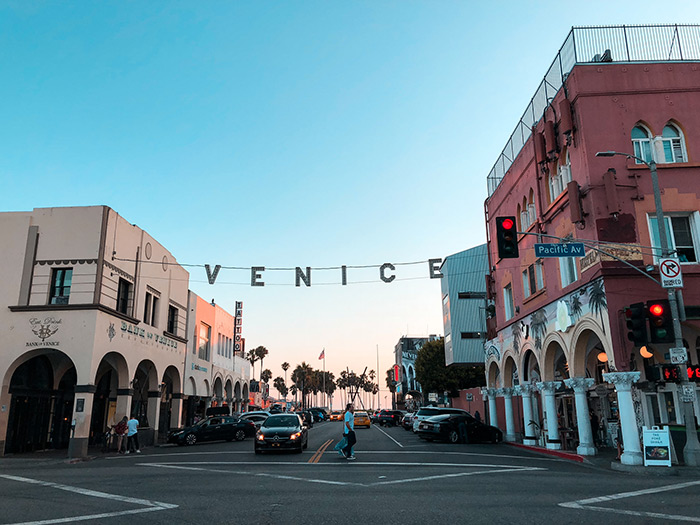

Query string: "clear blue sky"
[[2, 2, 699, 396]]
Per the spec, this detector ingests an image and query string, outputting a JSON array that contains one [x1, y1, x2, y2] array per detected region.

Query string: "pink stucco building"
[[483, 25, 700, 465]]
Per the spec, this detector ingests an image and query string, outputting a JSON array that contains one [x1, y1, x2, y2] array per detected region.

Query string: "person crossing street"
[[342, 403, 356, 460]]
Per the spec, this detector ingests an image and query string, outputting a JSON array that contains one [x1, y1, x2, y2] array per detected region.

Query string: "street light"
[[596, 149, 700, 466]]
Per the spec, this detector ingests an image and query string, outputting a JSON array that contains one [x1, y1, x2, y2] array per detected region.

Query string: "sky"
[[2, 1, 700, 398]]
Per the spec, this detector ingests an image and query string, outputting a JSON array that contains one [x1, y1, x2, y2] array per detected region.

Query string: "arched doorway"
[[5, 353, 76, 454], [159, 365, 182, 438]]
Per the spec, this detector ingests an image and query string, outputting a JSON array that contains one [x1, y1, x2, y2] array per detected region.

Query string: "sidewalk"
[[506, 442, 700, 477]]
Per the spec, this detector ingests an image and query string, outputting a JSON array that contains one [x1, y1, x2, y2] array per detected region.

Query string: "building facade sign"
[[120, 321, 178, 349]]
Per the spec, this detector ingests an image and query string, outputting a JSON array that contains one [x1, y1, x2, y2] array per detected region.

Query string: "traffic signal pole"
[[647, 158, 700, 466], [597, 151, 700, 466]]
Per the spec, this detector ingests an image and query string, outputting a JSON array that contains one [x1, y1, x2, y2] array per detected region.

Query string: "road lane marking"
[[559, 479, 700, 522], [141, 462, 545, 487], [371, 466, 545, 486], [373, 425, 404, 448], [308, 439, 333, 463], [0, 474, 178, 525]]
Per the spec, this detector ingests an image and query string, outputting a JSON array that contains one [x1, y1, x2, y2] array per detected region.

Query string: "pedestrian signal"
[[495, 216, 519, 259]]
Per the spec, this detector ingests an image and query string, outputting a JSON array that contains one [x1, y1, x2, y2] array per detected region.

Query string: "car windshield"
[[355, 412, 368, 417], [263, 416, 299, 428], [417, 408, 440, 416]]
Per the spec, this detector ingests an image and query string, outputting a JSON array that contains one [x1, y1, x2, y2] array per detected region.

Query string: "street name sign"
[[669, 347, 688, 365], [534, 243, 586, 258], [659, 258, 683, 288]]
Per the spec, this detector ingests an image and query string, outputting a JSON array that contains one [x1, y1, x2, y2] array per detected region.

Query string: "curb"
[[505, 442, 585, 463]]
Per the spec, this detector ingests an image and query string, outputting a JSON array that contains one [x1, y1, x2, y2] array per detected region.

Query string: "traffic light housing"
[[495, 216, 519, 259], [647, 299, 674, 343], [393, 364, 400, 383], [625, 302, 648, 346]]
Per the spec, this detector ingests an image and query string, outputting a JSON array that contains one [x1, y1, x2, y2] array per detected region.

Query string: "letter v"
[[205, 264, 221, 285]]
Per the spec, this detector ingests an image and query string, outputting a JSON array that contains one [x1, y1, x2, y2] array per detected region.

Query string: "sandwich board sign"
[[643, 426, 671, 467]]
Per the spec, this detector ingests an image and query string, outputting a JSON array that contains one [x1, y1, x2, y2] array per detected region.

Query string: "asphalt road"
[[1, 420, 699, 524]]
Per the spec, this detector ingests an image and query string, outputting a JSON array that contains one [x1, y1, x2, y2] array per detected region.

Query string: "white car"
[[240, 411, 272, 429], [412, 407, 469, 432]]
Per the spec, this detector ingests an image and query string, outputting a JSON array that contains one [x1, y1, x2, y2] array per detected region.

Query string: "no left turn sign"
[[659, 257, 683, 288]]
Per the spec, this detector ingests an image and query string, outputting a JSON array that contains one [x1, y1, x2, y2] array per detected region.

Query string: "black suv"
[[167, 416, 256, 445], [376, 409, 404, 426]]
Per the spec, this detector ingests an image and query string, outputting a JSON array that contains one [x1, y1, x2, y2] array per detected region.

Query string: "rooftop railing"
[[486, 24, 700, 197]]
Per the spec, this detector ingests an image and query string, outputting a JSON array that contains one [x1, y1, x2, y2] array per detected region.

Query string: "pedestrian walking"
[[126, 415, 141, 454], [474, 410, 481, 423], [114, 416, 128, 454], [342, 403, 356, 460]]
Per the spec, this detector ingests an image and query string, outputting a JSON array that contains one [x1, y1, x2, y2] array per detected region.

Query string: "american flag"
[[318, 349, 325, 360]]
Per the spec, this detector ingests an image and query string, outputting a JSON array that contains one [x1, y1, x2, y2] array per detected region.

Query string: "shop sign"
[[121, 321, 178, 349], [192, 363, 208, 373], [643, 426, 671, 467], [26, 317, 62, 347]]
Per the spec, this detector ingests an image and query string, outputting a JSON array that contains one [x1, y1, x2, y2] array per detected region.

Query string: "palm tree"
[[530, 308, 548, 351], [246, 349, 258, 380], [273, 376, 287, 399], [253, 346, 269, 380], [281, 362, 290, 401], [570, 294, 583, 321], [587, 279, 608, 334], [260, 368, 272, 384]]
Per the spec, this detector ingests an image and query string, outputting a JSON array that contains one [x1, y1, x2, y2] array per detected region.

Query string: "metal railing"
[[486, 24, 700, 197]]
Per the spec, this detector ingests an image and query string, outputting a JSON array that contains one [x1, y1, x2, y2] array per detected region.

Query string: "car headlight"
[[256, 433, 265, 441], [290, 431, 301, 440]]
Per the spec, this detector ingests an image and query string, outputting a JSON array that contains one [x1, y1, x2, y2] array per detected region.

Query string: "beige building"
[[0, 206, 189, 457], [183, 292, 250, 424]]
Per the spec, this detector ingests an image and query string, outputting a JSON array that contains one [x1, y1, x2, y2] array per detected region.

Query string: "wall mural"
[[485, 277, 609, 360]]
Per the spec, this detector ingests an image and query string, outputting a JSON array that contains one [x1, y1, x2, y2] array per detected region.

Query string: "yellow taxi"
[[330, 411, 343, 421], [354, 411, 371, 428]]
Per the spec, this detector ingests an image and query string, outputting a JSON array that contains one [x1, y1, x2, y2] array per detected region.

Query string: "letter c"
[[380, 263, 396, 283]]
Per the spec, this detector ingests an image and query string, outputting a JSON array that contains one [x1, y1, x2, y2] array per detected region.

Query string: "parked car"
[[240, 411, 272, 429], [330, 411, 343, 421], [255, 414, 309, 454], [308, 408, 327, 422], [401, 412, 414, 430], [376, 409, 404, 426], [412, 407, 469, 432], [417, 413, 503, 444], [354, 411, 371, 428], [168, 416, 256, 446], [299, 410, 315, 428]]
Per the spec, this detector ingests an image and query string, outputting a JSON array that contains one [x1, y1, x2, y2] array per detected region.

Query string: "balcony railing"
[[486, 24, 700, 197]]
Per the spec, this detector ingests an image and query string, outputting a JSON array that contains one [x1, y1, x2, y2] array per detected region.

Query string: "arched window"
[[660, 123, 687, 163], [631, 125, 653, 164], [549, 150, 571, 202], [520, 197, 530, 230], [528, 189, 536, 225]]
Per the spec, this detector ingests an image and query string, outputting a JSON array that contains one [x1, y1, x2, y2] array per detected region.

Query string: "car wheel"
[[448, 430, 460, 444], [303, 438, 308, 450], [235, 430, 246, 441], [185, 433, 197, 446]]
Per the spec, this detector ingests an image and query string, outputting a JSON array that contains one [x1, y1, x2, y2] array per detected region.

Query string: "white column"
[[564, 377, 596, 456], [498, 388, 516, 442], [537, 381, 562, 450], [487, 388, 499, 428], [603, 372, 642, 466], [518, 383, 538, 446]]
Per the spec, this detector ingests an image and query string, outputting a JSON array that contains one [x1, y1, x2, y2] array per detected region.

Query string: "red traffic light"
[[501, 218, 515, 230], [649, 304, 664, 317]]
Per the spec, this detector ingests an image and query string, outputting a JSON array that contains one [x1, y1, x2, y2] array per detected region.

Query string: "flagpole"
[[322, 348, 326, 409]]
